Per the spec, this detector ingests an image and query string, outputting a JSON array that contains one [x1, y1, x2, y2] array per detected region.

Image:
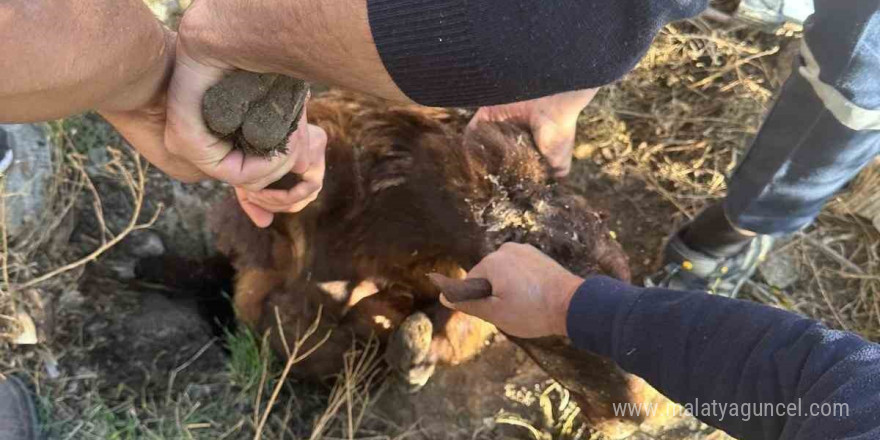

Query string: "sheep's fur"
[[213, 91, 630, 384]]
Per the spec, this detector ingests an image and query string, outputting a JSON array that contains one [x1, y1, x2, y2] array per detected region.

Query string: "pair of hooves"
[[384, 312, 437, 392]]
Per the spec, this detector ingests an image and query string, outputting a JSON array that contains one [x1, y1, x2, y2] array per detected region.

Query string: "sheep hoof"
[[203, 71, 309, 158], [385, 312, 435, 392]]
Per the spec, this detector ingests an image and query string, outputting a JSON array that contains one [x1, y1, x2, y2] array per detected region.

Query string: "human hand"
[[440, 243, 584, 339], [165, 26, 326, 227], [232, 121, 327, 227], [98, 31, 206, 183], [468, 89, 598, 177]]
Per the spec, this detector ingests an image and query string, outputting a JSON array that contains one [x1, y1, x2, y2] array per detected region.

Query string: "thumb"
[[235, 188, 274, 228], [532, 115, 575, 177]]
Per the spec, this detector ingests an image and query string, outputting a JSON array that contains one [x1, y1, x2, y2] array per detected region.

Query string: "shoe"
[[646, 230, 774, 298], [0, 376, 39, 440], [736, 0, 814, 29]]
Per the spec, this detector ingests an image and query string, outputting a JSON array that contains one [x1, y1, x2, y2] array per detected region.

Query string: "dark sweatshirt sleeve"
[[567, 276, 880, 440], [366, 0, 707, 107]]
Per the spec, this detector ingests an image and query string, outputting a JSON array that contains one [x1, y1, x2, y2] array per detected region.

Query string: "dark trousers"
[[724, 0, 880, 234]]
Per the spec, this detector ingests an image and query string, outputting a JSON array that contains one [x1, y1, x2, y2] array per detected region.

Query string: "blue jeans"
[[724, 0, 880, 234]]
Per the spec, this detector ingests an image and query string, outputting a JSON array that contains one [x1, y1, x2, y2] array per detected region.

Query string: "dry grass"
[[0, 126, 80, 345], [0, 117, 395, 440], [576, 17, 879, 340], [29, 325, 390, 440], [0, 126, 160, 344], [577, 19, 795, 218]]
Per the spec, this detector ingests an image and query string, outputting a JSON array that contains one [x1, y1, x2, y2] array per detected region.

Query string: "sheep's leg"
[[263, 282, 414, 380], [234, 268, 288, 328], [383, 305, 497, 393], [426, 306, 497, 366], [385, 312, 436, 392]]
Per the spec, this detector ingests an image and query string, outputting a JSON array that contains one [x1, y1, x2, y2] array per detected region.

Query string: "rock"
[[759, 249, 801, 289], [0, 124, 55, 241], [107, 261, 136, 281], [125, 293, 210, 343], [58, 290, 85, 309], [74, 284, 226, 394], [86, 144, 109, 169], [153, 180, 226, 259], [11, 312, 38, 345], [43, 352, 61, 379], [128, 230, 165, 258]]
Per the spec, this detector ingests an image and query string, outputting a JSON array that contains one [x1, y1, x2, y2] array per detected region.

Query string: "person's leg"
[[652, 1, 880, 296]]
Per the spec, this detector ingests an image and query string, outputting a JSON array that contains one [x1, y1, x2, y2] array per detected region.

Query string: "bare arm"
[[176, 0, 407, 103], [0, 0, 205, 181], [164, 0, 408, 227], [0, 0, 169, 121]]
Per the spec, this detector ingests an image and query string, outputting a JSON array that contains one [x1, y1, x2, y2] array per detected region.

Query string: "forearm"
[[0, 0, 173, 122], [178, 0, 406, 102], [181, 0, 708, 108], [567, 277, 880, 439], [368, 0, 709, 107]]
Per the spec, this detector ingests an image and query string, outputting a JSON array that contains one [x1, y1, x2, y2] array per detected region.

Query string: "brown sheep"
[[213, 91, 646, 426]]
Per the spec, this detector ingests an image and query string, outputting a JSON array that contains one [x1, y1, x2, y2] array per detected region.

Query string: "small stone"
[[11, 312, 38, 345], [128, 230, 165, 258], [86, 146, 109, 168], [573, 143, 596, 160], [43, 353, 60, 379], [187, 384, 217, 399], [0, 124, 54, 240], [58, 289, 85, 309], [108, 261, 136, 280], [125, 293, 210, 342], [759, 250, 801, 289]]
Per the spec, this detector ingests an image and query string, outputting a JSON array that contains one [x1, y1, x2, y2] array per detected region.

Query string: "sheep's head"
[[411, 121, 630, 281]]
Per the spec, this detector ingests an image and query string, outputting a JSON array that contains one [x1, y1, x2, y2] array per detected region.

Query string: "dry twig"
[[253, 306, 332, 440], [14, 148, 162, 290]]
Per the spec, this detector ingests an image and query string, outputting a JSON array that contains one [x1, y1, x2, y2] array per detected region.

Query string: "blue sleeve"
[[567, 276, 880, 439], [367, 0, 707, 107]]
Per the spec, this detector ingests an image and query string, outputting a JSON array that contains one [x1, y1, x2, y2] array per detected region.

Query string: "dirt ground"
[[1, 11, 878, 440]]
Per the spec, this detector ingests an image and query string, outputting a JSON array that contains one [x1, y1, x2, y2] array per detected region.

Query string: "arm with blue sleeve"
[[567, 276, 880, 439]]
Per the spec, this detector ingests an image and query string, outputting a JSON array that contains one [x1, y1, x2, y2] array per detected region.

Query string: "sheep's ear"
[[463, 121, 550, 184]]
